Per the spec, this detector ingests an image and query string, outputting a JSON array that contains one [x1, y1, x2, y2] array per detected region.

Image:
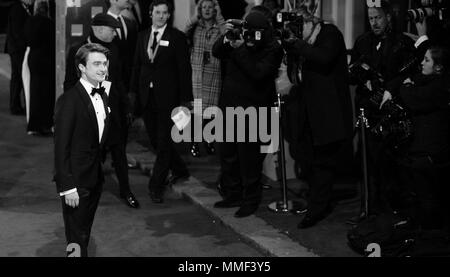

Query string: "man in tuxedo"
[[54, 43, 111, 257], [130, 0, 193, 203], [5, 0, 34, 115], [64, 13, 140, 209]]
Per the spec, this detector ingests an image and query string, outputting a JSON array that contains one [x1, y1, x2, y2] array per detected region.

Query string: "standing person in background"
[[381, 46, 450, 231], [24, 0, 54, 136], [5, 0, 35, 116], [129, 0, 193, 204], [107, 0, 138, 169], [212, 9, 283, 218], [106, 0, 138, 91], [185, 0, 225, 157], [282, 7, 353, 228]]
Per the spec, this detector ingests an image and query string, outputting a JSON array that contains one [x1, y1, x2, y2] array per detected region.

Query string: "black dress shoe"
[[168, 172, 190, 185], [190, 143, 200, 158], [120, 192, 140, 209], [214, 198, 242, 208], [234, 204, 259, 218], [297, 206, 333, 229], [149, 191, 164, 204]]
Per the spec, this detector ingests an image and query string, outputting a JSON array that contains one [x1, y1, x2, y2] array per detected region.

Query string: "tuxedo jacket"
[[54, 81, 111, 193], [130, 26, 193, 113]]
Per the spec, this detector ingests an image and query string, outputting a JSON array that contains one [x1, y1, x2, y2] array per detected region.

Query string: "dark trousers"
[[142, 106, 188, 193], [61, 186, 102, 257], [9, 52, 25, 113], [298, 122, 343, 217], [364, 134, 398, 215], [219, 141, 266, 205], [109, 142, 130, 194], [397, 160, 450, 230]]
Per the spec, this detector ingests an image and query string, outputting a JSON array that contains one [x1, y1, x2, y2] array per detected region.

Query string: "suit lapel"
[[100, 93, 110, 146], [75, 82, 100, 143]]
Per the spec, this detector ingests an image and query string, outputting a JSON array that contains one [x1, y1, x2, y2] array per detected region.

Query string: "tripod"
[[347, 108, 370, 224], [268, 94, 307, 213]]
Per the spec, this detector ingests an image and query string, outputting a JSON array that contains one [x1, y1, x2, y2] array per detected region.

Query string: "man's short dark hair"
[[149, 0, 173, 15], [105, 0, 111, 9], [74, 43, 110, 77]]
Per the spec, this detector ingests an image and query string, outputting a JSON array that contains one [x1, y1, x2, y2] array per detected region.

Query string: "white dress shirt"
[[147, 24, 168, 58], [59, 78, 107, 197]]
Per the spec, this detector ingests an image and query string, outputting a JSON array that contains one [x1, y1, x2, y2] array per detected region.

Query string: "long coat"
[[186, 18, 224, 114], [287, 23, 354, 147]]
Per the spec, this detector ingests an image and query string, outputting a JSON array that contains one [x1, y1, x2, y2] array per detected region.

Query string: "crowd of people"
[[5, 0, 450, 257]]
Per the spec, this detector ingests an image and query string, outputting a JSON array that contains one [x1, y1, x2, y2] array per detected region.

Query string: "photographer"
[[282, 8, 353, 229], [212, 9, 283, 218], [350, 1, 417, 216], [381, 45, 450, 230]]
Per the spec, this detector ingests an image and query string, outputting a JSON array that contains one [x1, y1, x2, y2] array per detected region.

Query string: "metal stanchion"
[[268, 94, 308, 213], [347, 108, 370, 224]]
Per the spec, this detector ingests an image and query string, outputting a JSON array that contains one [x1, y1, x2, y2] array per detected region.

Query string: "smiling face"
[[151, 4, 170, 28], [79, 52, 109, 87], [368, 7, 390, 37]]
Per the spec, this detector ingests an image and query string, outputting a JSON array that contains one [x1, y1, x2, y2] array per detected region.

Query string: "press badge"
[[255, 31, 262, 41], [160, 40, 169, 47]]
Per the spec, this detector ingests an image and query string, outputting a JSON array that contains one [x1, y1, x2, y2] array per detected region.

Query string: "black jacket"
[[64, 34, 130, 145], [5, 2, 30, 55], [212, 35, 283, 108], [398, 74, 450, 159], [130, 26, 193, 113], [54, 82, 111, 193], [285, 23, 353, 146]]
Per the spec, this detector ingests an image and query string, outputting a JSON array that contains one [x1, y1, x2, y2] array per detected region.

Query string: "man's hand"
[[365, 80, 373, 91], [416, 20, 428, 37], [229, 36, 244, 48], [65, 191, 79, 208], [403, 77, 415, 85], [380, 90, 393, 109]]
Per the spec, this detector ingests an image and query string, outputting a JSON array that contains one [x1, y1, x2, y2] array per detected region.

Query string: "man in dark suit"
[[130, 0, 192, 203], [64, 13, 140, 209], [54, 43, 111, 257], [283, 7, 353, 228], [5, 0, 34, 115], [106, 0, 138, 89]]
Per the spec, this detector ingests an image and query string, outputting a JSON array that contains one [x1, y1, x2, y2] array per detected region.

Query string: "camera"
[[225, 19, 246, 41], [225, 19, 265, 43], [274, 12, 304, 40], [349, 58, 413, 149], [407, 0, 450, 22]]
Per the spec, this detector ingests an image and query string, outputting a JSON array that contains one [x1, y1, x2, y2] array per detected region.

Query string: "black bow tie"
[[91, 87, 105, 97]]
